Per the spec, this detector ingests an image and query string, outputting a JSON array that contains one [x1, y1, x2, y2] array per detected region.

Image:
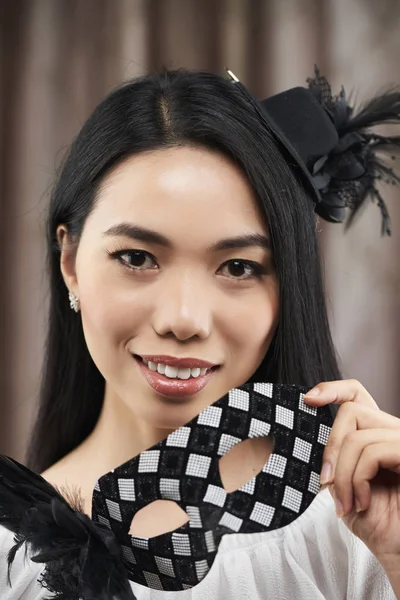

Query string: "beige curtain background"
[[1, 0, 399, 461]]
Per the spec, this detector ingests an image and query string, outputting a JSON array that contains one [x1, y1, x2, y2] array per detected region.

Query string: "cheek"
[[223, 281, 280, 361], [78, 275, 150, 352]]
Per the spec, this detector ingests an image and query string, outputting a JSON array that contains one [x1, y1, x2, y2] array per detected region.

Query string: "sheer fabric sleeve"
[[0, 525, 52, 600], [336, 516, 397, 600]]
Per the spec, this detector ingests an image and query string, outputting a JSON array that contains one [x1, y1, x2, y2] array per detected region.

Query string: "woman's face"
[[63, 146, 279, 429]]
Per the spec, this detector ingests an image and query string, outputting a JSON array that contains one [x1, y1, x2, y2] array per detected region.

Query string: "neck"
[[41, 385, 173, 515], [79, 384, 173, 477]]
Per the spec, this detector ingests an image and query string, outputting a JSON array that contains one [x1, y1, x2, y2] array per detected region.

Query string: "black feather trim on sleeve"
[[0, 455, 136, 600]]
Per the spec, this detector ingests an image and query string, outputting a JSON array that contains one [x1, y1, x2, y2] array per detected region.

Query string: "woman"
[[1, 67, 400, 599]]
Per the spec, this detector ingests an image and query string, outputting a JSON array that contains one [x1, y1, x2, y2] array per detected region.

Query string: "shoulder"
[[210, 490, 396, 599], [0, 526, 51, 600]]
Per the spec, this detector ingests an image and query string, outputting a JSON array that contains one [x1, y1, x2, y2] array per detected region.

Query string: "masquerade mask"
[[0, 383, 334, 598], [92, 382, 334, 591]]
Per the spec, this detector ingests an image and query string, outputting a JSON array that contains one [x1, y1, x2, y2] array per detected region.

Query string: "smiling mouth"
[[133, 355, 219, 398], [134, 354, 219, 378]]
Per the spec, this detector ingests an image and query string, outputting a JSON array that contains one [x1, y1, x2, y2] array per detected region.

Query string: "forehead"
[[87, 146, 267, 241]]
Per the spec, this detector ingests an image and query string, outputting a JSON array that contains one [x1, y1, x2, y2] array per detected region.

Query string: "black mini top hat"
[[227, 67, 400, 236]]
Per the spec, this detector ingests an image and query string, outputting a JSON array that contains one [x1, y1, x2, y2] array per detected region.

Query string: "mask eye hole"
[[218, 436, 275, 493], [129, 500, 189, 537]]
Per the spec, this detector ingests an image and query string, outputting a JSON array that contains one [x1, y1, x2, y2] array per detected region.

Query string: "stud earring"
[[68, 291, 80, 313]]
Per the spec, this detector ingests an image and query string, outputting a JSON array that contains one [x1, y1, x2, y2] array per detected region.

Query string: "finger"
[[352, 440, 400, 513], [304, 379, 378, 410], [332, 429, 400, 516], [320, 403, 400, 486]]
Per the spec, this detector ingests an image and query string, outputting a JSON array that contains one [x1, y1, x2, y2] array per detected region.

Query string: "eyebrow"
[[103, 223, 270, 252]]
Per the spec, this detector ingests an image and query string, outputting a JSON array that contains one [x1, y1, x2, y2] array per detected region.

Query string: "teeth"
[[177, 367, 191, 380], [165, 365, 179, 378], [142, 359, 212, 379]]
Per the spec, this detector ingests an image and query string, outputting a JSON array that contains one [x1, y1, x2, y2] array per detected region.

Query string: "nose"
[[152, 271, 212, 341]]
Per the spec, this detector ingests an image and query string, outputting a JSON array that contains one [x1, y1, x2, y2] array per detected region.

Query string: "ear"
[[57, 225, 79, 296]]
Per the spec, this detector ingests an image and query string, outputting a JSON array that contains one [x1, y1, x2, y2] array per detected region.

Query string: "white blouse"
[[0, 489, 395, 599]]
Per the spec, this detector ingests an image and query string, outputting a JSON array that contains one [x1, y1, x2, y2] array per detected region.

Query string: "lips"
[[134, 355, 219, 398]]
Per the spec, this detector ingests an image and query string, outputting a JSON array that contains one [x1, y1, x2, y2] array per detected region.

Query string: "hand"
[[304, 379, 400, 564]]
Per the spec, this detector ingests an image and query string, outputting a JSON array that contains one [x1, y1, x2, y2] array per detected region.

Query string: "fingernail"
[[355, 498, 363, 513], [334, 495, 344, 518], [320, 462, 333, 486], [305, 388, 320, 398]]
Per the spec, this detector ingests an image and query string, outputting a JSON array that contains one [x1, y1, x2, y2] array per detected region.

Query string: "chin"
[[144, 392, 214, 431]]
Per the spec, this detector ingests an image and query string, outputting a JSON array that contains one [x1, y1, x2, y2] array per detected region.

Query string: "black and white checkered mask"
[[91, 383, 334, 591]]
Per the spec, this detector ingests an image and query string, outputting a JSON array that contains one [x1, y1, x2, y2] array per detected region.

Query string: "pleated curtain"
[[1, 0, 399, 460]]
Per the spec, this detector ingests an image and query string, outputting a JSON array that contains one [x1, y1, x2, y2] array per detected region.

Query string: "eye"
[[219, 259, 266, 280], [109, 249, 158, 271]]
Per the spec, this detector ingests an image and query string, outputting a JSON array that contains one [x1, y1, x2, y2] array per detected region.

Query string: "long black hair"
[[27, 70, 341, 473]]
